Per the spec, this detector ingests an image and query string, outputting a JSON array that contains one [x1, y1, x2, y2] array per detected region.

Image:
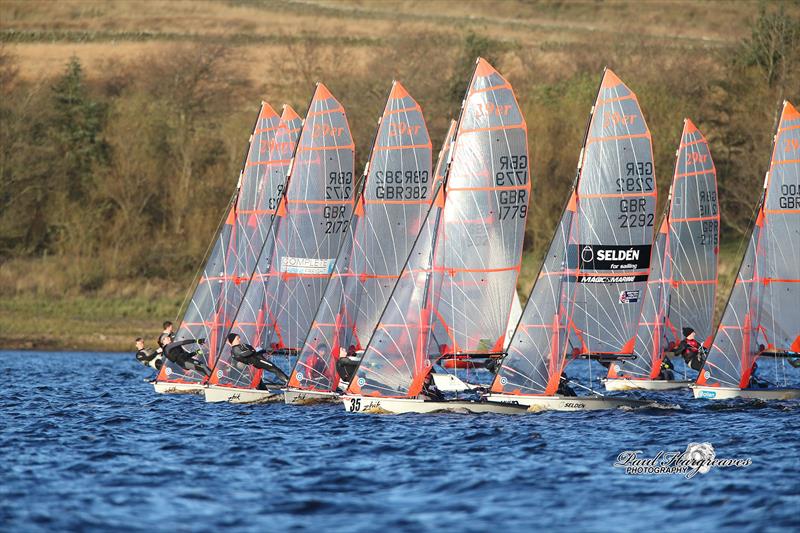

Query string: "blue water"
[[1, 351, 798, 532]]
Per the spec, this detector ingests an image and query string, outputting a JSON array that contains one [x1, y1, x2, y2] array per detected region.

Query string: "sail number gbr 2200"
[[496, 155, 528, 220]]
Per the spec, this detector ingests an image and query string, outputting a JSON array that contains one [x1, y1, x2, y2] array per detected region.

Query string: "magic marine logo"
[[614, 443, 751, 478]]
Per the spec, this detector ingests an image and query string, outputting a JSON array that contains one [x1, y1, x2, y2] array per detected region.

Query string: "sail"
[[568, 69, 656, 356], [491, 197, 576, 395], [210, 84, 355, 389], [288, 81, 433, 392], [612, 119, 719, 379], [505, 290, 523, 350], [665, 119, 720, 348], [347, 58, 529, 398], [204, 105, 302, 388], [157, 103, 283, 385], [698, 101, 800, 388], [430, 58, 530, 355]]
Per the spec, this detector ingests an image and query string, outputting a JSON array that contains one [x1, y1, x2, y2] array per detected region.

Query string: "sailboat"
[[204, 84, 356, 403], [605, 119, 720, 391], [486, 69, 655, 410], [341, 58, 531, 414], [692, 101, 800, 400], [284, 81, 434, 404], [153, 102, 291, 394]]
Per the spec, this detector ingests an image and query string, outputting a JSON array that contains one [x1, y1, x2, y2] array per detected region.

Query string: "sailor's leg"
[[253, 359, 289, 383]]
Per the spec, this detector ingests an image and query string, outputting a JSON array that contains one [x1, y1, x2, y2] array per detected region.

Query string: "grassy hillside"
[[0, 0, 797, 351]]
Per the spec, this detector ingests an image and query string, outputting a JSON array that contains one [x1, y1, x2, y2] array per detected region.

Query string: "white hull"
[[341, 395, 529, 415], [284, 388, 339, 405], [153, 381, 204, 395], [203, 385, 282, 404], [604, 378, 693, 391], [691, 385, 800, 400], [486, 392, 651, 411]]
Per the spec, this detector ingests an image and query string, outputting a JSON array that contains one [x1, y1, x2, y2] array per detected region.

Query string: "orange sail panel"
[[288, 82, 433, 392], [699, 101, 800, 389], [157, 103, 284, 385], [614, 119, 719, 379]]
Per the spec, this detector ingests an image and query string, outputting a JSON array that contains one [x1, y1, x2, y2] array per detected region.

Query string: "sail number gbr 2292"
[[496, 155, 528, 220]]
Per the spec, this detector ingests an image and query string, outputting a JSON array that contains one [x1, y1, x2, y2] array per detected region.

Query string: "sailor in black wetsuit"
[[419, 371, 445, 401], [163, 337, 211, 376], [226, 333, 289, 384], [336, 344, 360, 383], [134, 337, 163, 373], [557, 372, 577, 397]]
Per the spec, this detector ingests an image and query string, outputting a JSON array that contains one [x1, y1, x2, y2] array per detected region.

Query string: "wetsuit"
[[136, 348, 163, 370], [230, 343, 289, 384], [657, 357, 675, 380], [163, 339, 211, 376], [675, 338, 704, 371], [420, 378, 445, 401], [336, 355, 359, 382], [557, 374, 577, 397]]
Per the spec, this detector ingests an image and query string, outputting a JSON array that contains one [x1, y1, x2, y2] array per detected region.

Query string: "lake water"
[[1, 351, 798, 532]]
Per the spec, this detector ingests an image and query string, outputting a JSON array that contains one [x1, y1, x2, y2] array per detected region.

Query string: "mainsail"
[[209, 84, 355, 389], [491, 68, 655, 395], [698, 101, 800, 389], [348, 58, 529, 398], [287, 81, 433, 393], [611, 119, 719, 379], [568, 69, 656, 356], [156, 102, 286, 385]]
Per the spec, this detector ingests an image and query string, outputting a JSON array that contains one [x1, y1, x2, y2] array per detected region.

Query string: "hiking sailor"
[[674, 327, 705, 371], [158, 321, 175, 350], [134, 337, 163, 378], [163, 336, 212, 377], [226, 333, 289, 384]]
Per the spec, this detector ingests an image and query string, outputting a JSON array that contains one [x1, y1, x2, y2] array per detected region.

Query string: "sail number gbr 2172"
[[496, 155, 528, 220]]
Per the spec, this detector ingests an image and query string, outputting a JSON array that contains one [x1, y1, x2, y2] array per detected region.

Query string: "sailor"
[[656, 356, 675, 380], [335, 345, 360, 382], [556, 372, 577, 397], [226, 333, 289, 384], [748, 361, 769, 388], [674, 327, 704, 371], [163, 336, 211, 377], [419, 371, 445, 401], [134, 337, 163, 372], [158, 321, 175, 349]]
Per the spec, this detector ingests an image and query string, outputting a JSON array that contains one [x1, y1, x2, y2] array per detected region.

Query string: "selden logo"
[[573, 244, 651, 271], [614, 443, 751, 478]]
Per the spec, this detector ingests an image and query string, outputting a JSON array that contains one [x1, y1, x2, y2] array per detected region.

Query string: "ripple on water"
[[0, 351, 798, 532]]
